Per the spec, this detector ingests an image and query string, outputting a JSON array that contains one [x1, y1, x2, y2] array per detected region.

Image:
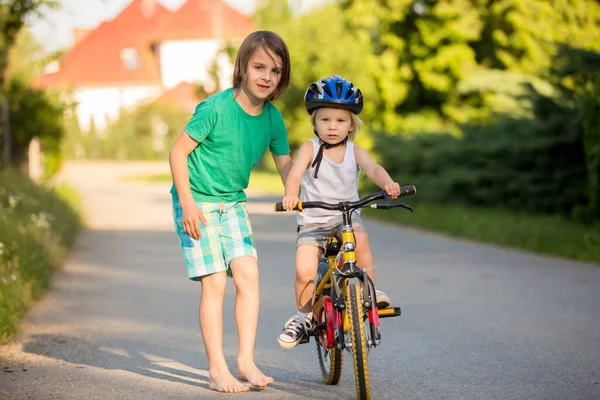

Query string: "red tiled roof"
[[35, 0, 170, 88], [152, 0, 254, 41], [34, 0, 255, 88], [155, 81, 204, 111]]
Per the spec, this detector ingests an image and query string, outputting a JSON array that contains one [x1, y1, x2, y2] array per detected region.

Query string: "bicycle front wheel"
[[346, 283, 371, 400]]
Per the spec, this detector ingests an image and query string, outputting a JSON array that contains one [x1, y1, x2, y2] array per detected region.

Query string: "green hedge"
[[370, 97, 588, 219], [0, 169, 82, 343]]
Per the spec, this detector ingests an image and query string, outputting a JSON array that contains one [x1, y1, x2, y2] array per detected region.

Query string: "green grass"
[[363, 201, 600, 264], [122, 173, 171, 183], [0, 169, 83, 343], [122, 171, 285, 195]]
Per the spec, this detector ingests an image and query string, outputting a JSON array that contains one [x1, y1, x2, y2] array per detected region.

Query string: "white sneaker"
[[375, 289, 390, 309], [277, 314, 313, 349]]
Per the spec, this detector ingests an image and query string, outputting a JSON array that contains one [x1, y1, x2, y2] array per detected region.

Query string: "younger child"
[[278, 75, 401, 349], [170, 31, 292, 391]]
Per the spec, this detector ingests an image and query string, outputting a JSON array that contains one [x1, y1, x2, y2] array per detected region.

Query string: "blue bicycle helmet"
[[305, 75, 363, 115]]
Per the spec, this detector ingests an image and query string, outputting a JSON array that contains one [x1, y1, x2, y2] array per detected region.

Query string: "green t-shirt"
[[171, 87, 290, 203]]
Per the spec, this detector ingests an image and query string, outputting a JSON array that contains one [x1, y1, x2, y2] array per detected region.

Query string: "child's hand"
[[182, 203, 207, 240], [384, 182, 401, 199], [282, 195, 300, 211]]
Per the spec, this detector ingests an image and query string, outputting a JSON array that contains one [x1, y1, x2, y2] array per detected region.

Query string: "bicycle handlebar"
[[274, 185, 416, 212]]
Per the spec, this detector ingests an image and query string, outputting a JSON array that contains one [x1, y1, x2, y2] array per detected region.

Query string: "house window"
[[120, 48, 140, 70], [150, 42, 160, 54]]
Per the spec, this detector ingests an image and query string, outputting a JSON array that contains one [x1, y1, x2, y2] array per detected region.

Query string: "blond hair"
[[311, 108, 363, 141], [232, 31, 291, 101]]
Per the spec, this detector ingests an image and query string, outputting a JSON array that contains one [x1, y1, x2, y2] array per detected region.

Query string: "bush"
[[0, 169, 82, 343], [63, 102, 190, 160], [4, 77, 65, 179], [369, 93, 588, 219]]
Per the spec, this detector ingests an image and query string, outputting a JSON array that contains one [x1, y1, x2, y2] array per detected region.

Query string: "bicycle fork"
[[338, 227, 382, 349]]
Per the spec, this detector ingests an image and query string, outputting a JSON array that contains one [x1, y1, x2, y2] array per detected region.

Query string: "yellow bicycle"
[[275, 185, 416, 400]]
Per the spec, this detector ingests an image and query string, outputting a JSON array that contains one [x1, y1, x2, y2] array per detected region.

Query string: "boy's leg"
[[295, 244, 323, 312], [199, 272, 250, 393], [294, 220, 332, 313], [230, 256, 273, 387], [277, 223, 330, 348], [277, 244, 323, 349], [354, 222, 390, 308], [219, 203, 272, 387], [354, 229, 374, 281], [172, 199, 249, 393]]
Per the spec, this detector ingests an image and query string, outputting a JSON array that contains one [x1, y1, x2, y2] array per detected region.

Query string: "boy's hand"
[[282, 195, 300, 211], [182, 203, 207, 240], [384, 182, 401, 199]]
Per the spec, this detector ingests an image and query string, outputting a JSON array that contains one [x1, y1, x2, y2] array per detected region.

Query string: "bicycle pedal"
[[378, 306, 401, 318], [299, 335, 310, 344]]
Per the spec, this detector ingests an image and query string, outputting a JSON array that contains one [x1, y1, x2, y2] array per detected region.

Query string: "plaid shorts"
[[172, 198, 257, 280], [297, 214, 365, 250]]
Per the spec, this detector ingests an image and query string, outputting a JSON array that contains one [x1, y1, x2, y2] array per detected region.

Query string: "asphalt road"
[[1, 161, 599, 400]]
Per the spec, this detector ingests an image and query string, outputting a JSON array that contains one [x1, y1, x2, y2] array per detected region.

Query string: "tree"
[[0, 0, 58, 167], [255, 1, 377, 154], [6, 77, 64, 176], [0, 0, 57, 83], [6, 28, 48, 83], [339, 0, 485, 132], [340, 0, 600, 133]]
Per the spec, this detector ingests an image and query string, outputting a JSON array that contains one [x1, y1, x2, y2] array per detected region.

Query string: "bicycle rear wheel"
[[316, 298, 343, 384], [346, 283, 371, 400]]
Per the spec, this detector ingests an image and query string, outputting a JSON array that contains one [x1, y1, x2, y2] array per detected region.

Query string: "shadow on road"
[[20, 334, 341, 398], [22, 334, 211, 388]]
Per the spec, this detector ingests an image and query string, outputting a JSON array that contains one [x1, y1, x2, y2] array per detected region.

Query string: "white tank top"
[[297, 138, 360, 225]]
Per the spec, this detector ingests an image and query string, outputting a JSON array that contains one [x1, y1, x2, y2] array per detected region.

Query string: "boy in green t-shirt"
[[169, 31, 292, 393]]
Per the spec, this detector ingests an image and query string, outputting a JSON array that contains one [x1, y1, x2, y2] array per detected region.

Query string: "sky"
[[29, 0, 263, 53]]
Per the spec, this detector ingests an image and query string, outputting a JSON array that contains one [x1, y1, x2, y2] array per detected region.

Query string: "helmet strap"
[[311, 134, 348, 179]]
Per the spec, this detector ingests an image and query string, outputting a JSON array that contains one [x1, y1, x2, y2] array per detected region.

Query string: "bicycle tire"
[[316, 300, 343, 384], [346, 283, 371, 400]]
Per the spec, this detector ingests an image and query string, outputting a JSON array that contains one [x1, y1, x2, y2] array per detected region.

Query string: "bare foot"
[[209, 371, 250, 393], [237, 361, 274, 388]]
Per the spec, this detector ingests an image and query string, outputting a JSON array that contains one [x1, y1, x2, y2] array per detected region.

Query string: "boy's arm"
[[169, 131, 199, 207], [354, 145, 401, 198], [272, 153, 293, 185], [169, 130, 208, 239], [284, 141, 313, 196], [281, 142, 312, 210]]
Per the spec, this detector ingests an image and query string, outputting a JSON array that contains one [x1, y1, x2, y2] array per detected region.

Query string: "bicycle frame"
[[275, 186, 416, 400], [278, 188, 415, 348], [312, 206, 381, 350]]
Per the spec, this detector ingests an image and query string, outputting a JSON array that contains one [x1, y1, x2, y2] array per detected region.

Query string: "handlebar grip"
[[274, 201, 303, 212], [400, 185, 416, 197]]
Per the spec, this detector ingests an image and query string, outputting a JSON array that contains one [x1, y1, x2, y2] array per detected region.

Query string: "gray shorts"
[[297, 214, 365, 250]]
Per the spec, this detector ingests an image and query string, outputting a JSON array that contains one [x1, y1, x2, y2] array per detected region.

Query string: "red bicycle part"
[[317, 296, 335, 349]]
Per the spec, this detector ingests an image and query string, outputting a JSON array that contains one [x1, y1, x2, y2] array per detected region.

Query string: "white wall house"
[[159, 39, 233, 92], [35, 0, 254, 131], [75, 85, 163, 131]]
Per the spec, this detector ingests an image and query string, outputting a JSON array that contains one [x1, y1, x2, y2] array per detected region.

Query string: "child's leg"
[[295, 244, 324, 312], [173, 199, 249, 393], [218, 203, 272, 387], [278, 222, 330, 348], [200, 272, 250, 393], [354, 229, 375, 283], [295, 220, 333, 313], [229, 256, 273, 387], [354, 222, 391, 307], [277, 244, 323, 349]]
